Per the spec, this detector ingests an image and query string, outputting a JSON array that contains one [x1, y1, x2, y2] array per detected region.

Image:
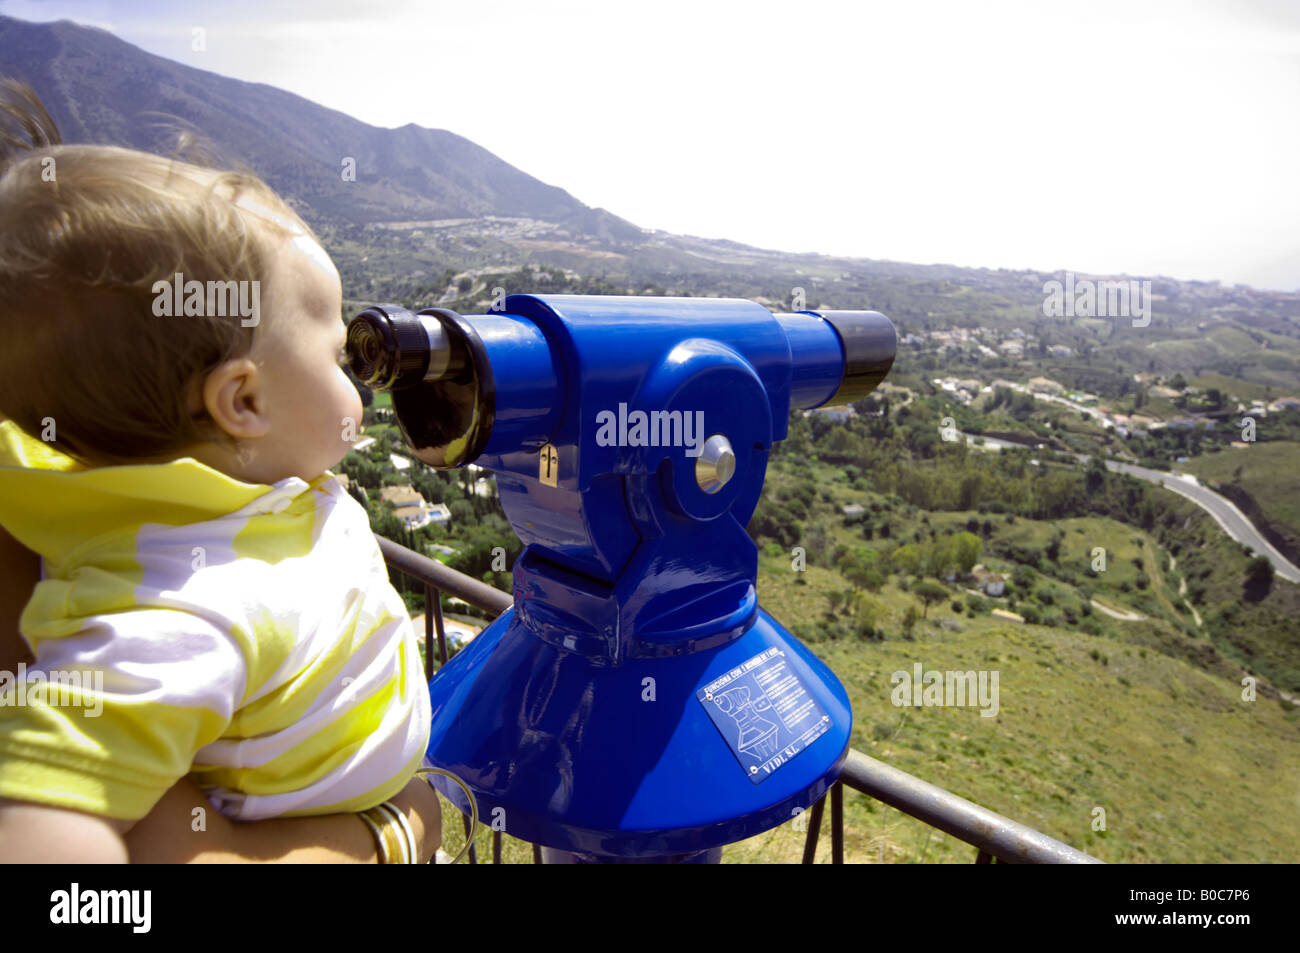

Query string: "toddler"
[[0, 82, 431, 851]]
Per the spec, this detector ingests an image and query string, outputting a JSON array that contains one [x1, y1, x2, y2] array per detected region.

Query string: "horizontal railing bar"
[[376, 534, 513, 616], [838, 749, 1103, 864]]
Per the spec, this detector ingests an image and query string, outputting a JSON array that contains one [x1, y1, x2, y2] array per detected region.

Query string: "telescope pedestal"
[[424, 604, 851, 861]]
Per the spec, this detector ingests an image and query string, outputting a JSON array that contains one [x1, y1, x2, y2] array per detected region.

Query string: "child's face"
[[247, 229, 363, 483]]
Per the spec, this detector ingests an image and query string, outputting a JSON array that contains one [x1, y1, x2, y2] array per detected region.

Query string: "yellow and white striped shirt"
[[0, 420, 430, 821]]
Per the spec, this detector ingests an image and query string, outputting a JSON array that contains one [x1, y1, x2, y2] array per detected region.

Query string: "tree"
[[1045, 533, 1062, 563], [922, 537, 955, 578], [449, 499, 475, 525], [890, 543, 920, 575], [912, 581, 949, 619], [849, 592, 885, 638], [838, 547, 882, 590], [951, 532, 982, 574], [1246, 555, 1274, 586]]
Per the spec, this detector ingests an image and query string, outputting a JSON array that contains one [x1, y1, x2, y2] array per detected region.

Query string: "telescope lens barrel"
[[817, 310, 896, 405], [777, 309, 897, 409]]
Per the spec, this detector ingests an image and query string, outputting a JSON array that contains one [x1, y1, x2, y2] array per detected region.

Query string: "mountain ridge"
[[0, 14, 643, 239]]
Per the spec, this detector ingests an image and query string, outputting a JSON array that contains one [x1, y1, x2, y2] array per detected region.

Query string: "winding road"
[[983, 384, 1300, 584], [1097, 459, 1300, 585], [954, 421, 1300, 584]]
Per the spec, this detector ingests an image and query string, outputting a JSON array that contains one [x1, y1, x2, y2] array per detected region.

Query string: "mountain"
[[0, 15, 642, 240]]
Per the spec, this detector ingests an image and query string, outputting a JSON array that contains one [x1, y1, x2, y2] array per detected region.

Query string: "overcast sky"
[[4, 0, 1299, 290]]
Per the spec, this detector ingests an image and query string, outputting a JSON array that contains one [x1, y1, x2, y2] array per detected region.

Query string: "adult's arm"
[[0, 777, 440, 863], [123, 773, 439, 863]]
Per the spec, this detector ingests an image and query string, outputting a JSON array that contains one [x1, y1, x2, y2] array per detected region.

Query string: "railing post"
[[463, 815, 478, 865], [832, 781, 844, 865], [801, 796, 826, 864], [429, 583, 448, 667], [422, 584, 435, 682]]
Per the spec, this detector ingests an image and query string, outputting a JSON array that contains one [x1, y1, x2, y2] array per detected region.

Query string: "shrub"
[[1246, 555, 1274, 586]]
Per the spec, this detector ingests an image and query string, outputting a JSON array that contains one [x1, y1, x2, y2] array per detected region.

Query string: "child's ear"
[[200, 357, 272, 440]]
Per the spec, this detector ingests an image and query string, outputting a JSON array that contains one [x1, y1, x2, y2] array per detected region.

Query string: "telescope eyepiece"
[[346, 305, 464, 390], [345, 306, 423, 389]]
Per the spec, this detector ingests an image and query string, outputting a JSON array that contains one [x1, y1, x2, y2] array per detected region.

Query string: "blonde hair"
[[0, 79, 320, 466]]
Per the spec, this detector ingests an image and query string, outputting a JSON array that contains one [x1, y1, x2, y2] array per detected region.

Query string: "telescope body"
[[348, 294, 895, 860]]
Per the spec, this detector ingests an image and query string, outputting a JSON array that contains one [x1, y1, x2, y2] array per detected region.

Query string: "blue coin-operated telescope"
[[346, 294, 895, 862]]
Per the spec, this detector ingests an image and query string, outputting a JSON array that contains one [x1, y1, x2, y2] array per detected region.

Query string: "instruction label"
[[697, 646, 830, 784]]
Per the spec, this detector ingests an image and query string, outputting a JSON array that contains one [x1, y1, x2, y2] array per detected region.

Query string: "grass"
[[1188, 373, 1273, 404], [725, 558, 1299, 863]]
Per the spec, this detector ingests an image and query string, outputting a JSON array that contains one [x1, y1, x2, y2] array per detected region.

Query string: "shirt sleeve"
[[0, 607, 246, 821]]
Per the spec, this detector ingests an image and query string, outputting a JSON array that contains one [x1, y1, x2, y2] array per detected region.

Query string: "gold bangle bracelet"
[[374, 800, 417, 864], [357, 808, 389, 863], [359, 804, 411, 863]]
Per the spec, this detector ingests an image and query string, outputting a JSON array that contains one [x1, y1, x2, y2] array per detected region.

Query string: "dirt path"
[[1142, 539, 1189, 625], [1167, 549, 1203, 627], [1091, 597, 1145, 622]]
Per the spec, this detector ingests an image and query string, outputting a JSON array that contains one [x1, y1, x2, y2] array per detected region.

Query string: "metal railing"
[[377, 533, 1103, 864]]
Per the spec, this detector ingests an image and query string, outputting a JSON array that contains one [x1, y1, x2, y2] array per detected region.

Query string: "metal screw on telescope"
[[695, 434, 736, 493]]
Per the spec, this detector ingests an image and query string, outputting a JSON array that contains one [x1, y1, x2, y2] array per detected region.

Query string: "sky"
[[3, 0, 1299, 290]]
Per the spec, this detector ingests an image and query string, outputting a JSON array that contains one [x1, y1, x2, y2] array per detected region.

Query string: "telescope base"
[[424, 604, 852, 860]]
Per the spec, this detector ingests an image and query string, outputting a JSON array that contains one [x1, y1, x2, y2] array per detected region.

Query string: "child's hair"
[[0, 78, 321, 466]]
